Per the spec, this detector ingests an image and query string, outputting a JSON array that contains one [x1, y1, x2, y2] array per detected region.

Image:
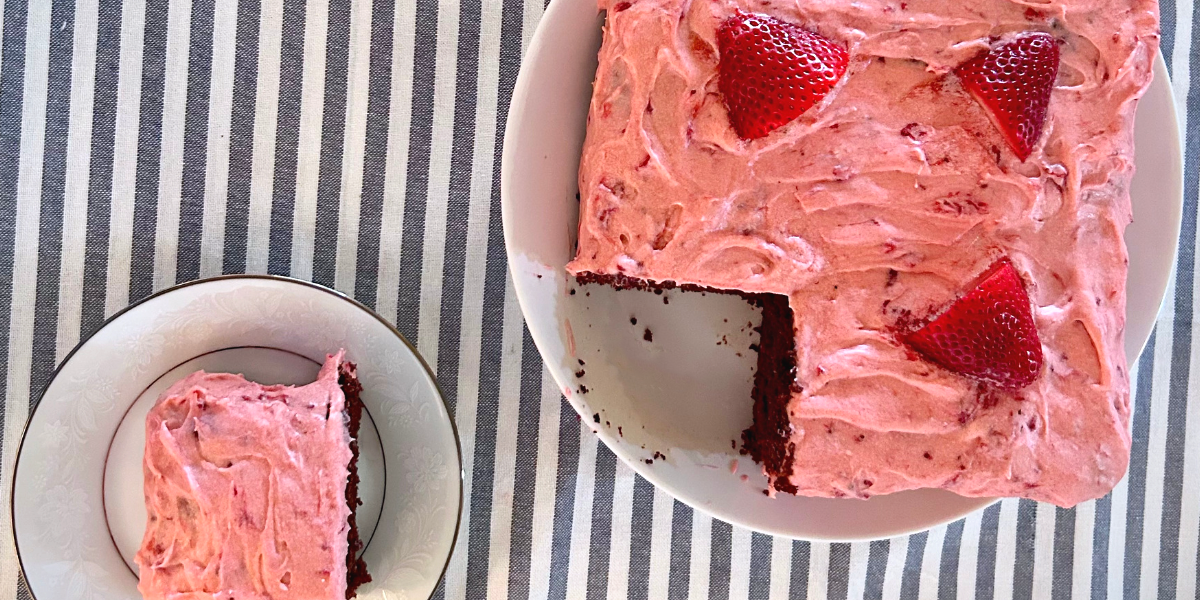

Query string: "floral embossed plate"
[[11, 275, 462, 600]]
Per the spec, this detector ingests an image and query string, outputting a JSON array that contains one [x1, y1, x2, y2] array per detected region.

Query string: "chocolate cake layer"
[[339, 362, 372, 598], [741, 294, 798, 495]]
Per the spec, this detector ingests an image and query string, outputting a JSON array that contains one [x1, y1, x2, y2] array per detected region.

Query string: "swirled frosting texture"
[[135, 352, 352, 600], [567, 0, 1158, 506]]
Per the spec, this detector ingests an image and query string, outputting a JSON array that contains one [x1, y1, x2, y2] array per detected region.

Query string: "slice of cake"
[[135, 351, 371, 599], [568, 0, 1158, 507]]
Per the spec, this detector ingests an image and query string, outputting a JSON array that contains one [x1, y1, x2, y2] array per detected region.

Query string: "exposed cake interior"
[[135, 351, 370, 600], [740, 293, 798, 495], [339, 361, 372, 598]]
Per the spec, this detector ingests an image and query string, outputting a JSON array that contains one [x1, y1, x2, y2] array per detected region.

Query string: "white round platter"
[[11, 275, 463, 599], [500, 0, 1183, 541]]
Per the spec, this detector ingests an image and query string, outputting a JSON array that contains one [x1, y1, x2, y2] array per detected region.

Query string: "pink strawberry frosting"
[[135, 352, 353, 600], [567, 0, 1159, 506]]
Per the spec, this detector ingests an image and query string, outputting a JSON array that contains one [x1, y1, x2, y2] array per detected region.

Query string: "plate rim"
[[9, 273, 465, 600], [500, 0, 1184, 541], [1129, 55, 1186, 361]]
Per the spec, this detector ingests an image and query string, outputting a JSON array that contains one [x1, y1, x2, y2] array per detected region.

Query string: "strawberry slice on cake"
[[955, 33, 1061, 161], [717, 11, 849, 139], [902, 259, 1044, 391]]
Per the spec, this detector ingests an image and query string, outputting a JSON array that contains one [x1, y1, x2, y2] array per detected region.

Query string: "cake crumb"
[[618, 426, 623, 436], [900, 122, 930, 141], [569, 289, 576, 295], [645, 459, 654, 464], [579, 385, 589, 394], [923, 451, 933, 460], [575, 370, 585, 378], [593, 413, 600, 423], [643, 328, 654, 342], [630, 316, 637, 325]]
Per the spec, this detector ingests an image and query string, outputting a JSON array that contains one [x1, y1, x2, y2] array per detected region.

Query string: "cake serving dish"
[[501, 0, 1183, 540]]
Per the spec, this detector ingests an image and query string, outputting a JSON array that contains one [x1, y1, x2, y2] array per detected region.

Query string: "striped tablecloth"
[[0, 0, 1197, 598]]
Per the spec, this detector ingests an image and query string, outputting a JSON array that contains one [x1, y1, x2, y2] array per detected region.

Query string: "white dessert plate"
[[501, 0, 1183, 541], [11, 276, 463, 599]]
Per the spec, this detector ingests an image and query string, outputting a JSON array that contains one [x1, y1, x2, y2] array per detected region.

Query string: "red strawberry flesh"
[[717, 12, 849, 140], [901, 259, 1043, 390], [955, 32, 1060, 161]]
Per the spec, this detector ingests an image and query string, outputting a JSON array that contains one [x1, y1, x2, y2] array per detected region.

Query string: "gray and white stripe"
[[0, 0, 1198, 598]]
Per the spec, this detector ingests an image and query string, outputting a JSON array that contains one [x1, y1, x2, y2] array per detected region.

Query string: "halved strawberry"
[[901, 259, 1043, 390], [955, 32, 1060, 161], [717, 12, 849, 140]]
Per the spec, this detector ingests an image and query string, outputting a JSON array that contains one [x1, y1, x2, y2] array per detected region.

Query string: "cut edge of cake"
[[339, 361, 373, 598], [739, 293, 798, 496]]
